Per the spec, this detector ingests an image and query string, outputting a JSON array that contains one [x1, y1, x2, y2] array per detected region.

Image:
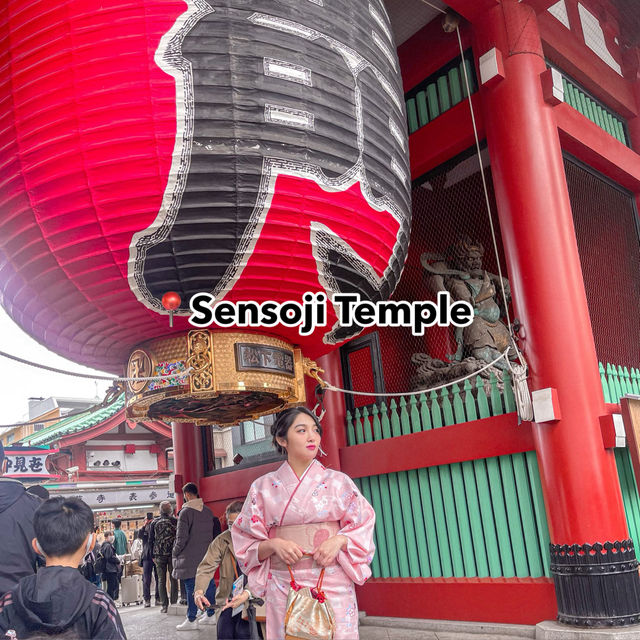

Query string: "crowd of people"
[[0, 406, 376, 639]]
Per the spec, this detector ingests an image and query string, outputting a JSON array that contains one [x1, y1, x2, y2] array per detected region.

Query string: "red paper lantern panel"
[[0, 0, 411, 373]]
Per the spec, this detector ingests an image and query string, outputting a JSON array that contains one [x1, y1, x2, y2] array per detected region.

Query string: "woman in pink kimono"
[[231, 407, 375, 639]]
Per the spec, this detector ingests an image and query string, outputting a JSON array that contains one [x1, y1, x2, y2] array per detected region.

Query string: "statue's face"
[[461, 251, 483, 272]]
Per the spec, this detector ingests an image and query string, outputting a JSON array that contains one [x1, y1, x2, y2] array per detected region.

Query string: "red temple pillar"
[[304, 349, 347, 472], [171, 421, 204, 510], [474, 1, 639, 625]]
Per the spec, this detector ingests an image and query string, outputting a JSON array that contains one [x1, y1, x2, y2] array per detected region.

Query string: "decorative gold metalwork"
[[187, 330, 214, 392], [302, 357, 326, 387], [125, 331, 310, 425], [126, 348, 156, 394]]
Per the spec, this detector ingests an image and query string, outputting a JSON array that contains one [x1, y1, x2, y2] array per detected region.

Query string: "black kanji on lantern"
[[13, 456, 28, 473], [96, 494, 106, 504], [129, 492, 138, 502]]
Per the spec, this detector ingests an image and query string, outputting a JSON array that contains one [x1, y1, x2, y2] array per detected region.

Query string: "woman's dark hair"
[[270, 407, 323, 455], [34, 497, 95, 558]]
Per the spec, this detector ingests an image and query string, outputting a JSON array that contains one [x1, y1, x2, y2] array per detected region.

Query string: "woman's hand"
[[194, 590, 210, 611], [313, 535, 347, 567], [268, 538, 305, 565], [221, 590, 250, 612]]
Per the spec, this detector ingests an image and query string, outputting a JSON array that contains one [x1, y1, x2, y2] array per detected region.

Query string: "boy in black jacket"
[[0, 497, 126, 639]]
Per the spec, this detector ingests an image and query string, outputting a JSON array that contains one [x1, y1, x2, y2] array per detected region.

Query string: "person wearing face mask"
[[0, 497, 126, 639], [0, 441, 41, 597], [232, 407, 376, 640]]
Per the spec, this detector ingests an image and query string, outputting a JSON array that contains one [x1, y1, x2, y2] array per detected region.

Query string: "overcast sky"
[[0, 307, 112, 431]]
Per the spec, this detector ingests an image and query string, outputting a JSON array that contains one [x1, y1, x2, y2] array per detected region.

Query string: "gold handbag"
[[284, 564, 336, 640]]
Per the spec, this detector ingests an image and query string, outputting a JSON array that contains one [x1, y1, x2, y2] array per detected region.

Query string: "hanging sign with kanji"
[[3, 447, 60, 479]]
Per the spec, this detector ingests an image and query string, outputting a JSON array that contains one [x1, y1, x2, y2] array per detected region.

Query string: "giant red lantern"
[[0, 0, 411, 422]]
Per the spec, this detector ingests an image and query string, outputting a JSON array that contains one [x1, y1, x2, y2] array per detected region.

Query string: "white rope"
[[418, 0, 447, 14], [324, 349, 510, 397], [0, 349, 191, 382], [455, 27, 533, 420]]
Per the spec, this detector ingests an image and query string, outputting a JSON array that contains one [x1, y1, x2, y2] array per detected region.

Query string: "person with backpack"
[[96, 531, 121, 602], [138, 512, 160, 607], [149, 501, 178, 613]]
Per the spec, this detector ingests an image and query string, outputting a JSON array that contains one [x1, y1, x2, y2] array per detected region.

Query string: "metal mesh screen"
[[564, 157, 640, 368], [365, 146, 509, 394]]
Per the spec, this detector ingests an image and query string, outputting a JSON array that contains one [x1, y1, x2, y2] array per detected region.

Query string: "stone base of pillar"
[[537, 621, 640, 639], [550, 540, 640, 627]]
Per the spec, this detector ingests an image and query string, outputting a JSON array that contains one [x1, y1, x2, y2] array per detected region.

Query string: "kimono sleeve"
[[336, 476, 376, 585], [231, 481, 270, 598]]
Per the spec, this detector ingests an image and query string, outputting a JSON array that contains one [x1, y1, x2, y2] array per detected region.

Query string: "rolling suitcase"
[[120, 555, 143, 606]]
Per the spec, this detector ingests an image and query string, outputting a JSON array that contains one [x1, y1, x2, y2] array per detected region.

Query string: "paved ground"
[[118, 603, 533, 639]]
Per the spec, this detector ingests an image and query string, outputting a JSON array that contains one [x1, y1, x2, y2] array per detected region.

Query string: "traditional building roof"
[[22, 395, 126, 446]]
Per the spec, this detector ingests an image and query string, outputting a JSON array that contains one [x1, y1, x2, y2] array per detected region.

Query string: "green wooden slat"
[[616, 449, 640, 549], [451, 461, 477, 576], [407, 468, 430, 575], [473, 459, 502, 576], [368, 475, 391, 577], [464, 379, 477, 421], [429, 464, 453, 576], [619, 365, 630, 395], [387, 471, 411, 576], [417, 467, 442, 576], [476, 376, 490, 418], [592, 103, 605, 130], [430, 390, 443, 429], [584, 96, 597, 126], [525, 451, 551, 576], [632, 369, 640, 395], [563, 80, 574, 108], [600, 363, 612, 403], [399, 397, 412, 436], [577, 91, 589, 118], [437, 75, 450, 112], [362, 407, 372, 443], [406, 98, 419, 134], [419, 392, 431, 431], [451, 383, 465, 424], [460, 61, 471, 98], [512, 453, 544, 576], [416, 90, 429, 128], [439, 463, 464, 576], [371, 404, 383, 442], [441, 388, 454, 426], [409, 395, 421, 433], [390, 399, 401, 437], [357, 476, 381, 577], [614, 119, 627, 145], [355, 408, 365, 445], [426, 83, 439, 120], [503, 371, 516, 413], [380, 401, 392, 440], [490, 373, 503, 416], [448, 67, 462, 105], [487, 455, 514, 576], [606, 111, 618, 138], [463, 459, 489, 576], [500, 455, 529, 577], [346, 410, 356, 446], [397, 471, 421, 576], [377, 473, 399, 576], [611, 363, 624, 401]]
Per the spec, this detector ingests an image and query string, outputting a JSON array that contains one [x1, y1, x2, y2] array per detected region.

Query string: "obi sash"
[[270, 521, 340, 571]]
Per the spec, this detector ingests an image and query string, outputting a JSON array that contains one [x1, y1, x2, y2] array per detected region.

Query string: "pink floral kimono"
[[231, 459, 375, 639]]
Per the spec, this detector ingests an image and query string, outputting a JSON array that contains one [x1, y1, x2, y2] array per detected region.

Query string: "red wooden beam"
[[339, 413, 532, 479], [200, 461, 282, 506], [554, 101, 640, 193], [409, 96, 484, 181], [539, 11, 636, 118], [356, 577, 556, 625]]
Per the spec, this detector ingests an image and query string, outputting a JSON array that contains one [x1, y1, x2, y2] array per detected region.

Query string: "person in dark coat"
[[173, 482, 220, 631], [0, 441, 41, 597], [138, 512, 160, 607], [149, 501, 179, 613], [0, 496, 126, 639], [98, 531, 121, 602]]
